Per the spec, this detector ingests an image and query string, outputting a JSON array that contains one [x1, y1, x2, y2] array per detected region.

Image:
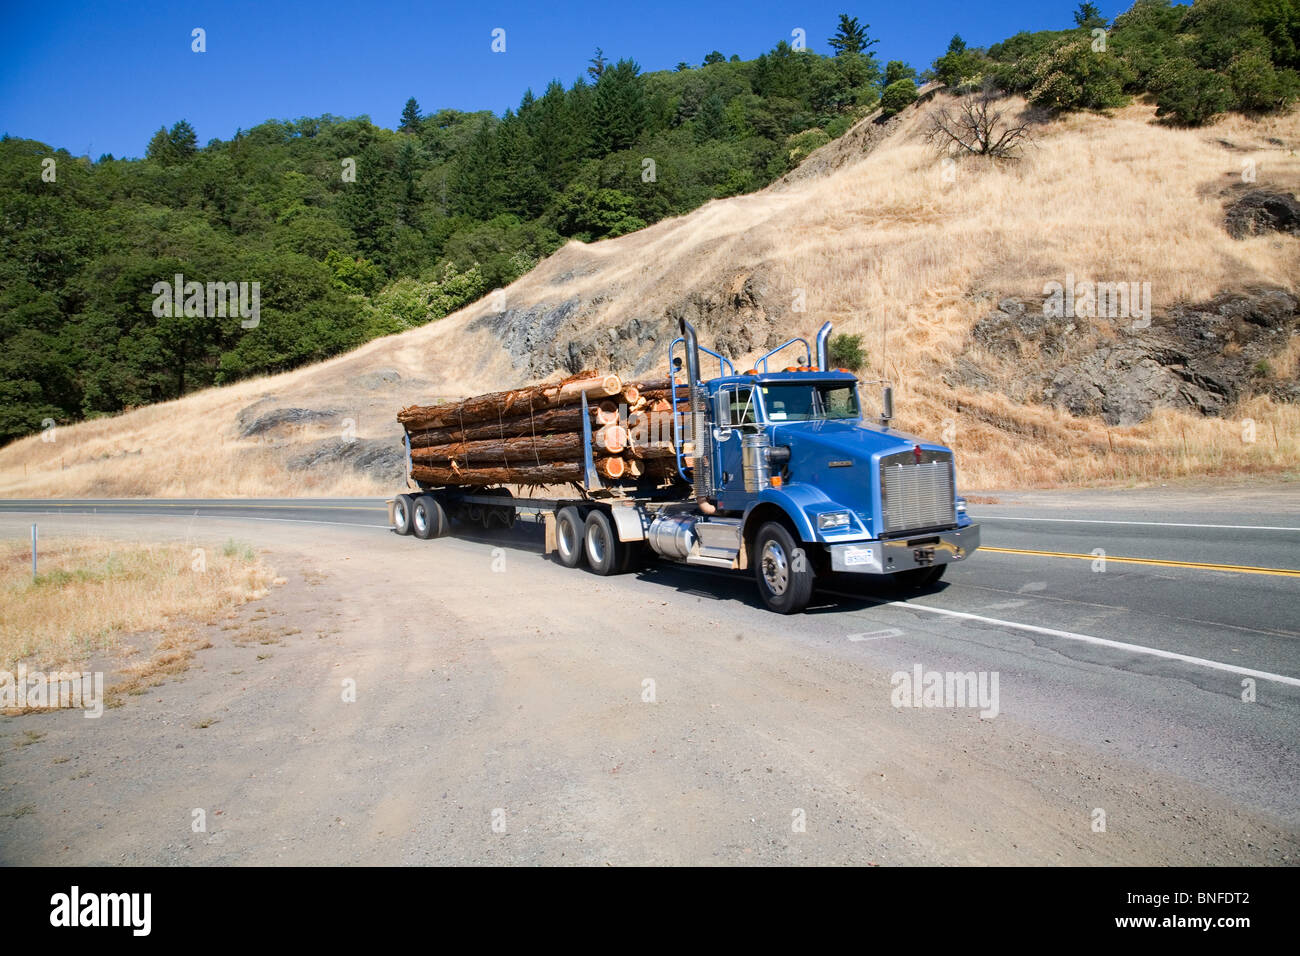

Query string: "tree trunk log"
[[398, 373, 623, 429], [406, 404, 598, 447], [412, 431, 623, 465], [596, 457, 626, 479], [627, 439, 677, 460], [411, 461, 584, 486]]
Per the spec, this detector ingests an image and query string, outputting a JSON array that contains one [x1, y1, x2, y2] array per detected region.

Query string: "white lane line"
[[978, 515, 1300, 532], [836, 594, 1300, 688], [848, 628, 904, 642]]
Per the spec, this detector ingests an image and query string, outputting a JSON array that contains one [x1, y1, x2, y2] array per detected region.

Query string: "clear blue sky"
[[1, 0, 1130, 159]]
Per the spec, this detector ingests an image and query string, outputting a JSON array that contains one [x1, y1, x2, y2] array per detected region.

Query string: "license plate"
[[844, 547, 873, 566]]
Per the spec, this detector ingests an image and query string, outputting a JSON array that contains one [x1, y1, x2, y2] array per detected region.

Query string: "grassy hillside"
[[1, 92, 1296, 495]]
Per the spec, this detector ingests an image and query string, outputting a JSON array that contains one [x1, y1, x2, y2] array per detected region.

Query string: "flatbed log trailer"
[[389, 319, 980, 613]]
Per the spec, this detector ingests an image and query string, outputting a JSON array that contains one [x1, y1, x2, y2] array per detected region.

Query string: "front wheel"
[[753, 521, 816, 614]]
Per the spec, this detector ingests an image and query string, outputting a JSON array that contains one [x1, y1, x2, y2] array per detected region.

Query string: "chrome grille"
[[880, 452, 956, 534]]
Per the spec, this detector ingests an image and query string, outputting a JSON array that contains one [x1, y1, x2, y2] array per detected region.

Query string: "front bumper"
[[828, 524, 980, 575]]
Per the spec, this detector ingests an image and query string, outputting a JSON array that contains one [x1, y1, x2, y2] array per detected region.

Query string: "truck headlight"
[[956, 497, 967, 515], [817, 511, 852, 530]]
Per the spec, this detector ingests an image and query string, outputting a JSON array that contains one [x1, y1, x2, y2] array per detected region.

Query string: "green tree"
[[883, 60, 918, 87], [168, 120, 198, 160], [1226, 48, 1300, 112], [932, 35, 985, 89], [829, 333, 867, 370], [1073, 3, 1107, 28], [703, 50, 726, 65], [1028, 36, 1132, 110], [829, 14, 877, 56], [400, 97, 422, 133], [879, 78, 919, 116], [1153, 57, 1233, 124], [593, 59, 646, 152], [145, 126, 172, 162]]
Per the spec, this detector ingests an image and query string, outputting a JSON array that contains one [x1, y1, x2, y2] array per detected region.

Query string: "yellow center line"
[[981, 546, 1300, 578]]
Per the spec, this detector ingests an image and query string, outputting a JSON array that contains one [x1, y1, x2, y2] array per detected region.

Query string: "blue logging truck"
[[391, 319, 979, 613]]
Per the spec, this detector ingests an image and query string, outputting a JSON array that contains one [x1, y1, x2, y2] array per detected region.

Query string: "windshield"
[[760, 383, 860, 422]]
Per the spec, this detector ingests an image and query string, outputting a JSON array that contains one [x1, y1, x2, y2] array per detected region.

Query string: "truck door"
[[716, 385, 757, 509]]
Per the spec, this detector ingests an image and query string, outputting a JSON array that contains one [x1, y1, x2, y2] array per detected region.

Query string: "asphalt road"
[[4, 491, 1297, 685], [2, 487, 1298, 860]]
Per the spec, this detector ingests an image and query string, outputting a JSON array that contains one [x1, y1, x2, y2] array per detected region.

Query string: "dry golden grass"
[[0, 536, 275, 676], [0, 97, 1296, 494]]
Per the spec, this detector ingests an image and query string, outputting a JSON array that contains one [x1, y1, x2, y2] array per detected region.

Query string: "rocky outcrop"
[[955, 288, 1299, 426], [1225, 190, 1300, 239], [236, 404, 343, 438], [286, 437, 406, 483], [468, 270, 787, 379]]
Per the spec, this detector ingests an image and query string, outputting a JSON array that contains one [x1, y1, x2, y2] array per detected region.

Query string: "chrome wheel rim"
[[761, 540, 788, 595], [586, 525, 607, 565], [559, 519, 576, 557], [414, 504, 428, 534]]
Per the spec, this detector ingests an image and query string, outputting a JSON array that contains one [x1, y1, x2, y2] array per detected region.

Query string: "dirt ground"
[[0, 511, 1295, 865]]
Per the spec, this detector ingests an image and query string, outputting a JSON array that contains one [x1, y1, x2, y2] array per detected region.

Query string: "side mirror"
[[714, 390, 733, 440], [881, 385, 894, 424]]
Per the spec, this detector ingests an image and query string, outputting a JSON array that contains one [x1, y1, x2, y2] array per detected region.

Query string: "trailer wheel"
[[583, 510, 622, 576], [753, 521, 815, 614], [412, 494, 447, 540], [555, 506, 585, 568], [394, 494, 415, 535]]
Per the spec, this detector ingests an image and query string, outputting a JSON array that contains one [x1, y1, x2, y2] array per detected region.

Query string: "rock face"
[[1225, 190, 1300, 239], [957, 289, 1299, 425], [348, 367, 403, 391], [468, 270, 786, 379], [287, 437, 407, 483], [236, 405, 343, 438]]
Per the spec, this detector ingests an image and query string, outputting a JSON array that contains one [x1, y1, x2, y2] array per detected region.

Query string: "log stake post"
[[580, 391, 604, 493]]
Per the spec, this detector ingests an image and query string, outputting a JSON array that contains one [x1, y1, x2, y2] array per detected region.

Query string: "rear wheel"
[[393, 494, 415, 535], [555, 506, 585, 568], [583, 509, 622, 575], [890, 565, 946, 590], [412, 494, 447, 540], [753, 521, 816, 614]]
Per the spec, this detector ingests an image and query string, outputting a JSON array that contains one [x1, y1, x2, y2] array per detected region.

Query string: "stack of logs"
[[397, 371, 690, 487]]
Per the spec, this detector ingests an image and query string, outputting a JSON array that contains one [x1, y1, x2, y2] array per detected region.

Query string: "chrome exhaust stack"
[[678, 318, 716, 511], [816, 321, 833, 371]]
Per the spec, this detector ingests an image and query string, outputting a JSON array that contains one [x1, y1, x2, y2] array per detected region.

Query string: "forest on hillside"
[[2, 0, 1297, 444]]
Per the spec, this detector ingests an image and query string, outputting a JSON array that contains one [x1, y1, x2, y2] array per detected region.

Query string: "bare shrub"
[[925, 90, 1033, 158]]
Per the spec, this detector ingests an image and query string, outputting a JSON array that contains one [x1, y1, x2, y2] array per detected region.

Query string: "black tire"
[[890, 565, 946, 590], [753, 521, 816, 614], [393, 494, 415, 535], [617, 540, 648, 573], [412, 494, 447, 540], [555, 506, 585, 568], [583, 509, 621, 575]]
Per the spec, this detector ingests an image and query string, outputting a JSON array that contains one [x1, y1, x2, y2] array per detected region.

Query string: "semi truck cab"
[[661, 318, 980, 612]]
